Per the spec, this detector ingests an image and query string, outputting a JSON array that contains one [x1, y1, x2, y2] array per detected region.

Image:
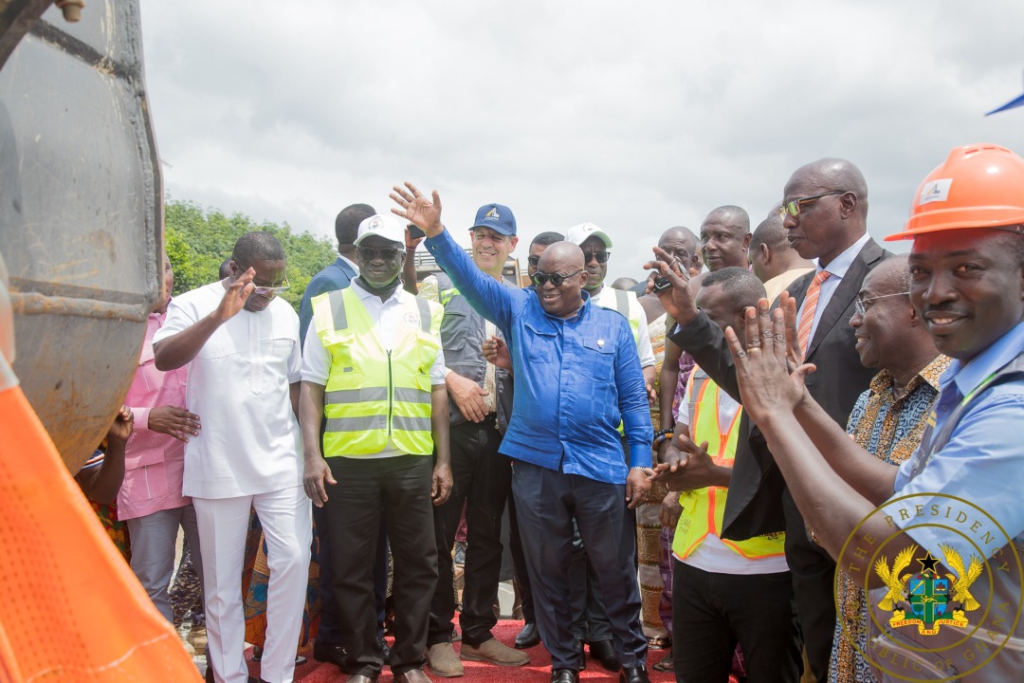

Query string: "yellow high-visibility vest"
[[672, 367, 786, 560], [312, 287, 443, 457]]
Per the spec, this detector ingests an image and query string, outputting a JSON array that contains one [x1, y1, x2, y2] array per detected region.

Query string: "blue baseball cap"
[[471, 203, 517, 236]]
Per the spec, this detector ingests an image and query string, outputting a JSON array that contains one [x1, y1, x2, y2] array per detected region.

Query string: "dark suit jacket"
[[666, 238, 890, 542], [298, 257, 358, 347]]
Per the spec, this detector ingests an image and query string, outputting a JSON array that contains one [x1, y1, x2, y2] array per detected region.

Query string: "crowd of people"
[[77, 142, 1024, 683]]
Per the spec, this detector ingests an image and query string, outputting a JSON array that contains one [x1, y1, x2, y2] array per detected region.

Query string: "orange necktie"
[[798, 270, 831, 359]]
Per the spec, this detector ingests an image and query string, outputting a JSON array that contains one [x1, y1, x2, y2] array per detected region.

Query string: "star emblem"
[[917, 551, 940, 573]]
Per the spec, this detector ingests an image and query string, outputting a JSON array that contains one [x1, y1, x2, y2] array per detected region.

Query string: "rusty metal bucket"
[[0, 0, 162, 472]]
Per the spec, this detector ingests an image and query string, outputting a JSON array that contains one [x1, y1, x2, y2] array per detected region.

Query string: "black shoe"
[[589, 639, 620, 672], [551, 668, 579, 683], [313, 640, 349, 669], [619, 665, 651, 683], [515, 622, 541, 649]]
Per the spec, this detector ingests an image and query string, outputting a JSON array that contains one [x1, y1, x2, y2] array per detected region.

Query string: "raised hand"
[[390, 182, 444, 237], [214, 267, 255, 322], [404, 224, 426, 251], [644, 246, 698, 325], [482, 335, 511, 370], [724, 300, 814, 425]]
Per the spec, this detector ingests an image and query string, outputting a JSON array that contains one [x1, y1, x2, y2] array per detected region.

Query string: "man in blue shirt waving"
[[392, 183, 655, 683]]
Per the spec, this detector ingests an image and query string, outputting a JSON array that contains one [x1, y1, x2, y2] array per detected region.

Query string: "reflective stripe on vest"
[[311, 287, 443, 457], [672, 366, 786, 560], [604, 287, 642, 346]]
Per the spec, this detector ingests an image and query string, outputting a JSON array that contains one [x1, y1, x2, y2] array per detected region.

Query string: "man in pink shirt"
[[119, 253, 204, 623]]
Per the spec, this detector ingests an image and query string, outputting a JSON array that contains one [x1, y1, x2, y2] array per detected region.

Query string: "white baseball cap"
[[565, 222, 613, 249], [354, 214, 406, 246]]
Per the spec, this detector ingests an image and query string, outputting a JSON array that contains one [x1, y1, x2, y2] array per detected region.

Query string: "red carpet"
[[248, 619, 674, 682]]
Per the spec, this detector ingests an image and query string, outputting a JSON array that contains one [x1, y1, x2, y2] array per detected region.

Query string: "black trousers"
[[783, 491, 837, 682], [672, 560, 800, 683], [506, 488, 535, 623], [512, 460, 646, 670], [312, 502, 389, 647], [326, 455, 438, 678], [428, 416, 511, 647]]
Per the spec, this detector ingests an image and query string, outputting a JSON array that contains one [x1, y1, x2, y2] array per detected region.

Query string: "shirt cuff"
[[628, 441, 652, 469], [131, 406, 152, 432]]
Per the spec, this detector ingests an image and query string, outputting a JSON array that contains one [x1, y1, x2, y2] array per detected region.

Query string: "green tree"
[[165, 199, 337, 311]]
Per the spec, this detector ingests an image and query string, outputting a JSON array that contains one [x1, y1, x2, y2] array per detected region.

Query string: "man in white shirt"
[[300, 215, 452, 683], [154, 232, 310, 683]]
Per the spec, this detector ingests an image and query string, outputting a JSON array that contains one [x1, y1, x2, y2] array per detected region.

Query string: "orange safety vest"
[[672, 367, 786, 560], [0, 384, 201, 682]]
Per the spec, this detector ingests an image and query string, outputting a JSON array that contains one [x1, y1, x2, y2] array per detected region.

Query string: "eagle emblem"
[[874, 544, 982, 636]]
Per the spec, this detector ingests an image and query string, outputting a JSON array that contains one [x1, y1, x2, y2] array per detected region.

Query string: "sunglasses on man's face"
[[527, 255, 541, 268], [252, 278, 290, 297], [531, 270, 583, 288], [358, 247, 400, 262], [582, 250, 611, 264]]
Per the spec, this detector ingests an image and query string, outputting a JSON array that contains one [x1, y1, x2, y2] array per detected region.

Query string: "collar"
[[871, 354, 951, 399], [339, 254, 359, 274], [945, 320, 1024, 399], [815, 232, 870, 278], [351, 277, 404, 306]]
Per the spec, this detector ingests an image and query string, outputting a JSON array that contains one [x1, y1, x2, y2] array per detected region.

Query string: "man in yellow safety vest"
[[657, 267, 800, 682], [299, 214, 453, 683]]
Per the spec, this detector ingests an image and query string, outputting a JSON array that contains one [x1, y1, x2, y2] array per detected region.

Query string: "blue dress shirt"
[[426, 229, 653, 484], [889, 321, 1024, 561], [299, 257, 358, 347]]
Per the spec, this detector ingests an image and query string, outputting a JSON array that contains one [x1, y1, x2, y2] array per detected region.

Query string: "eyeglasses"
[[357, 247, 400, 262], [252, 278, 290, 297], [854, 291, 909, 316], [778, 191, 847, 219], [527, 255, 541, 268], [582, 250, 611, 264], [531, 270, 583, 288]]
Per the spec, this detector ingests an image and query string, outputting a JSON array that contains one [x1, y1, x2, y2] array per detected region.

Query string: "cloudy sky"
[[139, 0, 1024, 280]]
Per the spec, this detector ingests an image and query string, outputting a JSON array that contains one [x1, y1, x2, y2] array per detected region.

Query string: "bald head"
[[863, 255, 911, 297], [783, 158, 869, 266], [535, 242, 587, 318], [539, 241, 585, 272], [658, 226, 701, 275], [791, 158, 868, 218], [748, 213, 813, 282], [700, 206, 751, 271]]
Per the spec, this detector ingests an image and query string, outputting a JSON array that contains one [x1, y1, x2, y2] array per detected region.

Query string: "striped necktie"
[[798, 270, 831, 359]]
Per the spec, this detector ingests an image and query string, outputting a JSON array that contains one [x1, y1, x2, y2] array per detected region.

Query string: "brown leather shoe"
[[394, 668, 432, 683]]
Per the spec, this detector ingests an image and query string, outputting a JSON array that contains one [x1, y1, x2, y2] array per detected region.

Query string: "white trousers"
[[194, 486, 312, 683]]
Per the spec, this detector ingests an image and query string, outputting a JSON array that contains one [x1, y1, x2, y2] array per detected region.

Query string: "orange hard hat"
[[886, 143, 1024, 241]]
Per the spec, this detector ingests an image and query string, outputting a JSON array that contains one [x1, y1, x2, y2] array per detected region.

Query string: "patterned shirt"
[[828, 355, 951, 683]]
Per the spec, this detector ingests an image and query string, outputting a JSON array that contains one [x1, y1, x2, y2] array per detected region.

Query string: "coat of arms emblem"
[[874, 544, 983, 635]]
